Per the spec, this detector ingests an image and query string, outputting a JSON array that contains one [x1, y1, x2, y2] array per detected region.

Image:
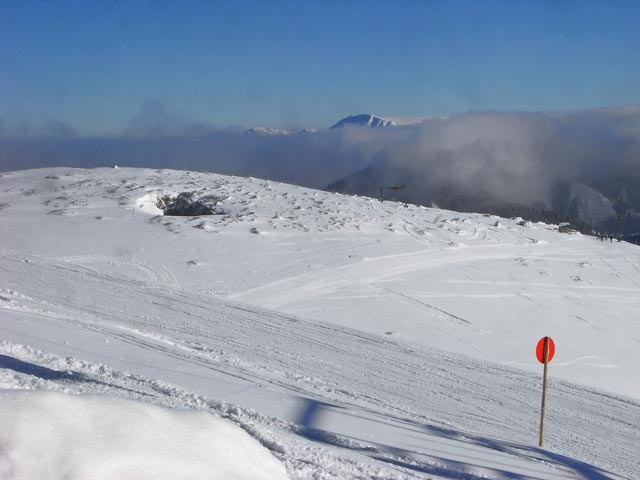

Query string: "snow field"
[[1, 167, 639, 479], [3, 167, 636, 396]]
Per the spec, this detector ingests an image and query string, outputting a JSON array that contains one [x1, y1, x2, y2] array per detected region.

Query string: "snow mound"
[[135, 192, 166, 216], [0, 390, 288, 480]]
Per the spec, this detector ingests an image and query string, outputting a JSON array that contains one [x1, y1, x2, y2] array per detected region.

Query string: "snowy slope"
[[1, 167, 638, 397], [1, 167, 639, 479], [1, 251, 637, 479]]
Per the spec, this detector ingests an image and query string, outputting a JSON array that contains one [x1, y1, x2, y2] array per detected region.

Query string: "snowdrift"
[[0, 390, 288, 480]]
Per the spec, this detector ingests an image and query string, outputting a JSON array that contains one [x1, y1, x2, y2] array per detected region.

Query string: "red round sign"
[[536, 336, 555, 363]]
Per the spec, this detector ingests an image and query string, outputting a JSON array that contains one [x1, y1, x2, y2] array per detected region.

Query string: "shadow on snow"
[[294, 397, 620, 480]]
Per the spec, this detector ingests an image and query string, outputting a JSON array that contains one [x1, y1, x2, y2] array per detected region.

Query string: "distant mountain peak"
[[330, 114, 398, 129], [244, 127, 293, 136]]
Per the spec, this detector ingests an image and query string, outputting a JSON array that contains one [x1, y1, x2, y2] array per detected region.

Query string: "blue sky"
[[1, 0, 639, 134]]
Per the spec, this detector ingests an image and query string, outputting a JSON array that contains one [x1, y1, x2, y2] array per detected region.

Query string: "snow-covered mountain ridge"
[[1, 167, 639, 479], [330, 113, 437, 128], [330, 113, 399, 128], [245, 126, 295, 136], [244, 127, 319, 136]]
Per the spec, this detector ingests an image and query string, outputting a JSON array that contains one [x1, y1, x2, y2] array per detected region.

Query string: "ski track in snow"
[[1, 167, 640, 479], [56, 254, 176, 286]]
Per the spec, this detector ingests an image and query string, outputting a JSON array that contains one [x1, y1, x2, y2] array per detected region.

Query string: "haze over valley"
[[3, 106, 640, 238]]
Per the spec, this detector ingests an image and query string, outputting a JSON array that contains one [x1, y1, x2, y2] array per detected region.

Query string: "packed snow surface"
[[1, 167, 639, 479], [0, 390, 288, 480]]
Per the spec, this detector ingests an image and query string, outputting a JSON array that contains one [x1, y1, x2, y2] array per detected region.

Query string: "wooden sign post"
[[536, 336, 555, 447]]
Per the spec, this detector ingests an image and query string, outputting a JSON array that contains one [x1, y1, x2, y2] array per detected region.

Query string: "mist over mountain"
[[2, 106, 639, 234], [328, 108, 640, 235]]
